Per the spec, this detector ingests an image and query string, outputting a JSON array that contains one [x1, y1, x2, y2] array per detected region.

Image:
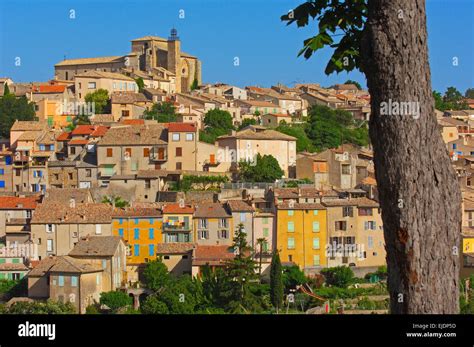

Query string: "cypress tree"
[[270, 250, 283, 312]]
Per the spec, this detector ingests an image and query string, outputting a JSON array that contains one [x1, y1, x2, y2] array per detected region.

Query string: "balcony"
[[150, 146, 167, 162], [163, 221, 191, 232]]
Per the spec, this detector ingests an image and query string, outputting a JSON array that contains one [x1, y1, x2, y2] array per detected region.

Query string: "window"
[[312, 221, 320, 232], [199, 219, 208, 229], [335, 221, 347, 231], [71, 276, 78, 287], [365, 221, 377, 230], [172, 133, 180, 141], [0, 181, 4, 188], [343, 206, 354, 217], [149, 218, 154, 225], [134, 228, 139, 240], [219, 230, 229, 239], [313, 210, 318, 216], [176, 147, 182, 157], [263, 228, 269, 237], [359, 208, 373, 216], [176, 162, 182, 170], [143, 148, 150, 157], [46, 224, 54, 233], [149, 228, 154, 240], [145, 179, 151, 189], [86, 169, 91, 177], [125, 148, 132, 158], [185, 133, 194, 141], [58, 275, 64, 287], [88, 82, 96, 89], [240, 213, 246, 222], [341, 164, 351, 175], [287, 221, 294, 232], [368, 236, 374, 249], [263, 217, 268, 224], [287, 237, 295, 249], [219, 219, 228, 228], [134, 218, 139, 225], [96, 274, 101, 285], [134, 245, 140, 256], [70, 147, 76, 155], [149, 244, 155, 256], [313, 255, 320, 266], [199, 230, 209, 239], [102, 260, 107, 269], [95, 224, 102, 235], [287, 210, 294, 216], [106, 148, 113, 157], [313, 238, 320, 250]]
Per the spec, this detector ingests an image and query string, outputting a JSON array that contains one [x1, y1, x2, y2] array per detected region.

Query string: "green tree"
[[238, 154, 284, 182], [270, 251, 284, 312], [275, 124, 314, 152], [6, 300, 75, 314], [238, 118, 258, 130], [141, 294, 169, 314], [190, 78, 199, 91], [99, 291, 133, 312], [344, 80, 362, 90], [203, 109, 233, 130], [282, 265, 306, 291], [85, 88, 110, 114], [0, 94, 36, 138], [465, 88, 474, 99], [321, 266, 354, 288], [143, 101, 177, 123], [135, 77, 145, 92], [101, 195, 129, 208], [221, 223, 262, 313], [3, 83, 10, 96], [143, 259, 170, 291]]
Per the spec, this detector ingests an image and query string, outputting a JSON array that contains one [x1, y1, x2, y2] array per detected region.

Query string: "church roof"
[[131, 35, 168, 42], [55, 56, 124, 67]]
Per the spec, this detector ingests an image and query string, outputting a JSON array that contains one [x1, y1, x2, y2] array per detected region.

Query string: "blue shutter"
[[0, 181, 5, 188], [149, 228, 154, 240], [149, 244, 155, 256], [134, 228, 139, 240], [0, 168, 4, 175], [134, 245, 140, 256], [118, 228, 124, 237]]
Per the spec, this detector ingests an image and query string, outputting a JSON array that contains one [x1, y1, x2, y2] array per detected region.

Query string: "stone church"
[[54, 29, 201, 93]]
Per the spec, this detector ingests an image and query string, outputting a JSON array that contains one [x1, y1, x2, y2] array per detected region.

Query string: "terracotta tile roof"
[[273, 188, 299, 199], [131, 35, 167, 42], [69, 236, 122, 257], [225, 200, 254, 212], [44, 188, 92, 204], [10, 121, 48, 132], [361, 176, 377, 185], [121, 119, 145, 125], [28, 257, 58, 277], [194, 203, 231, 218], [218, 127, 296, 141], [321, 197, 379, 208], [162, 203, 194, 214], [31, 202, 113, 224], [266, 113, 292, 118], [112, 207, 162, 217], [75, 70, 134, 81], [0, 262, 28, 271], [193, 245, 235, 266], [69, 139, 89, 145], [50, 256, 103, 273], [32, 85, 66, 93], [0, 196, 41, 210], [98, 124, 167, 146], [55, 56, 124, 67], [18, 130, 44, 141], [90, 114, 115, 124], [156, 243, 195, 254], [56, 132, 71, 141], [277, 202, 326, 210], [90, 126, 109, 137], [71, 125, 95, 136], [167, 122, 197, 132], [111, 92, 148, 104], [238, 100, 277, 108]]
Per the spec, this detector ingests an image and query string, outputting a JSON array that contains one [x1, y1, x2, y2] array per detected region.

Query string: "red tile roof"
[[68, 139, 89, 145], [193, 245, 235, 266], [71, 125, 95, 136], [121, 119, 145, 125], [167, 122, 196, 132], [90, 126, 109, 137], [56, 132, 71, 141], [162, 203, 194, 214], [32, 85, 66, 93], [0, 196, 41, 210]]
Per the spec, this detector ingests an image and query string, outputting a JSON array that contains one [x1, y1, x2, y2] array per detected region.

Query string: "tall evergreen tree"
[[270, 250, 283, 312], [3, 83, 10, 96]]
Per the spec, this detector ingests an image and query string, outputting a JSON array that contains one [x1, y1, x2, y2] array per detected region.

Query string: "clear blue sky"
[[0, 0, 472, 93]]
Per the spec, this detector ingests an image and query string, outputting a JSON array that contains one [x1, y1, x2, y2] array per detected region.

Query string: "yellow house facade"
[[111, 208, 163, 265], [276, 202, 327, 272]]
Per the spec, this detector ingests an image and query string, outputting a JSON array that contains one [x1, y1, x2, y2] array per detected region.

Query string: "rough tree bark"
[[361, 0, 461, 313]]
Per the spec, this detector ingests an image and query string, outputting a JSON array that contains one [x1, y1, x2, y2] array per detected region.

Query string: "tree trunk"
[[361, 0, 461, 313]]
